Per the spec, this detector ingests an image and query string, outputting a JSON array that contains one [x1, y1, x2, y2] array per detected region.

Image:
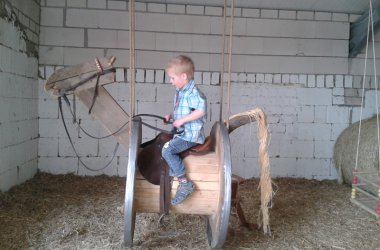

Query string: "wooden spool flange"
[[123, 119, 232, 249]]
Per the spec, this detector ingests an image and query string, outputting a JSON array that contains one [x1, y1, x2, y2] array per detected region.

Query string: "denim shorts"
[[161, 136, 197, 177]]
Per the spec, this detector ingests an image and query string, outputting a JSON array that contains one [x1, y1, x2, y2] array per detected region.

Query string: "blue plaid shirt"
[[173, 80, 206, 144]]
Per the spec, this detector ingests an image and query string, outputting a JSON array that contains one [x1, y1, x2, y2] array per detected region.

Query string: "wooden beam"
[[349, 2, 380, 58]]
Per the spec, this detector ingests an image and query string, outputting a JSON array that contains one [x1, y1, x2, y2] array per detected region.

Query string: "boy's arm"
[[173, 109, 205, 128]]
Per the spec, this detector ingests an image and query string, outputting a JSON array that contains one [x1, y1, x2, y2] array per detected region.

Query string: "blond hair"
[[166, 55, 195, 80]]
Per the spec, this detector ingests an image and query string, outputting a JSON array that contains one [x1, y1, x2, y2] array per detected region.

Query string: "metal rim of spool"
[[123, 117, 142, 247], [206, 122, 232, 249]]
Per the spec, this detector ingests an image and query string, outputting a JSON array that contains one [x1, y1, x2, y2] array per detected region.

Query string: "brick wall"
[[38, 1, 380, 180], [0, 0, 40, 191]]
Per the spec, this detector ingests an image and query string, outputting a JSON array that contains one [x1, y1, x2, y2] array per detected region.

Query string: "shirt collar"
[[177, 79, 194, 93]]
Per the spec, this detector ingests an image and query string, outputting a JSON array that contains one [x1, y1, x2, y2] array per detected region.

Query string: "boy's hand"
[[173, 118, 185, 128], [163, 114, 172, 124]]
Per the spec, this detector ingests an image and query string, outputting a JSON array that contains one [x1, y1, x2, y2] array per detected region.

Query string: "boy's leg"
[[162, 137, 197, 205]]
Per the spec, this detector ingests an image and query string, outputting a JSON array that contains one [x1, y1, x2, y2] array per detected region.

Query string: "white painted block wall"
[[37, 1, 380, 181], [0, 0, 40, 191]]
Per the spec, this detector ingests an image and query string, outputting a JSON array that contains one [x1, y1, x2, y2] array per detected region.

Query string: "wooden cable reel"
[[124, 117, 232, 249]]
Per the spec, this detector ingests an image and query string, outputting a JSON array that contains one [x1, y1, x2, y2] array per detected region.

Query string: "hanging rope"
[[369, 0, 380, 169], [129, 0, 136, 130], [355, 0, 380, 171], [226, 0, 234, 128], [219, 0, 227, 122]]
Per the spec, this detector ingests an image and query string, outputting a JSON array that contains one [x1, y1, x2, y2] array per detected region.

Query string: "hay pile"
[[1, 173, 380, 249], [334, 116, 380, 185]]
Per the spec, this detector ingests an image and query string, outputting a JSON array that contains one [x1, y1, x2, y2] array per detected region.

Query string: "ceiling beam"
[[349, 1, 380, 58]]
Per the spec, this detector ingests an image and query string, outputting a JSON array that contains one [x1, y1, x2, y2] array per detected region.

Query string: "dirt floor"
[[1, 173, 380, 250]]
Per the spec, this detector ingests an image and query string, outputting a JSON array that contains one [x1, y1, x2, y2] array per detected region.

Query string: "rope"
[[219, 0, 227, 122], [355, 0, 380, 171], [129, 0, 136, 135], [59, 97, 120, 172], [369, 0, 380, 170], [226, 0, 234, 129]]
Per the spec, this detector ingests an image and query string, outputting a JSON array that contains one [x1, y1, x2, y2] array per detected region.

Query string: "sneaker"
[[171, 181, 195, 205]]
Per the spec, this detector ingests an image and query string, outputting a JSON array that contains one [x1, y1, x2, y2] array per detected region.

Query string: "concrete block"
[[246, 18, 347, 39], [40, 27, 84, 47], [290, 74, 299, 84], [39, 137, 58, 157], [147, 3, 166, 13], [38, 156, 79, 175], [335, 75, 344, 87], [370, 76, 378, 89], [87, 29, 118, 48], [39, 98, 59, 118], [108, 1, 127, 10], [280, 140, 314, 158], [316, 75, 325, 88], [226, 7, 242, 17], [67, 0, 87, 8], [332, 13, 349, 22], [298, 74, 307, 85], [116, 68, 125, 82], [145, 69, 155, 83], [194, 72, 202, 85], [167, 4, 185, 14], [256, 73, 264, 83], [325, 75, 334, 88], [315, 12, 332, 21], [296, 158, 331, 179], [242, 8, 260, 18], [205, 6, 222, 16], [279, 10, 296, 19], [247, 73, 255, 83], [353, 76, 362, 89], [281, 74, 290, 84], [135, 84, 156, 101], [326, 106, 350, 124], [62, 47, 104, 66], [39, 46, 64, 65], [314, 140, 334, 158], [344, 88, 359, 97], [333, 96, 345, 105], [269, 157, 297, 177], [203, 72, 211, 85], [307, 74, 316, 87], [135, 69, 145, 83], [155, 70, 165, 83], [333, 87, 344, 96], [272, 74, 281, 84], [41, 7, 63, 27], [211, 72, 220, 85], [314, 106, 327, 123], [297, 106, 314, 123], [88, 0, 106, 9], [156, 84, 175, 102], [66, 9, 128, 29], [134, 2, 147, 11], [238, 73, 247, 82], [261, 9, 278, 19], [264, 74, 273, 83], [46, 0, 66, 7], [230, 73, 238, 82], [297, 11, 314, 20], [187, 5, 204, 15], [297, 88, 332, 105]]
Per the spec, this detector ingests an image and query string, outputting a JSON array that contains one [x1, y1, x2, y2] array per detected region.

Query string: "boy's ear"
[[181, 73, 188, 80]]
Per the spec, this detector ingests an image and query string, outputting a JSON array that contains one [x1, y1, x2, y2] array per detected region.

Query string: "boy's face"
[[167, 68, 188, 90]]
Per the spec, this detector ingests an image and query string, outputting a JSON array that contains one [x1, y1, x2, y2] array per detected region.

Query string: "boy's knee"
[[162, 141, 170, 158]]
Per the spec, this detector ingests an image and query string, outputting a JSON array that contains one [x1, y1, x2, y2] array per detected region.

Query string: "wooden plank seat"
[[135, 152, 220, 215]]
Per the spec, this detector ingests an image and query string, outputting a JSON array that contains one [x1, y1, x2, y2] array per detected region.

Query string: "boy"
[[162, 55, 207, 205]]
